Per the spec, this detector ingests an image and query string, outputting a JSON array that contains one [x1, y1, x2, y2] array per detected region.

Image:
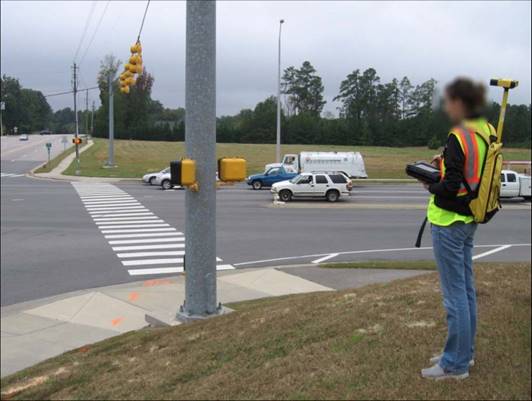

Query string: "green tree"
[[282, 61, 326, 116]]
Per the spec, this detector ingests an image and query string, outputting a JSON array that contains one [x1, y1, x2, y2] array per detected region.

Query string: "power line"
[[79, 0, 111, 66], [44, 86, 99, 98], [137, 0, 151, 41], [73, 1, 97, 62]]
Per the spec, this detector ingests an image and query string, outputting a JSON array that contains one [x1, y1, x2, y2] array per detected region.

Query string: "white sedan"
[[142, 168, 169, 185]]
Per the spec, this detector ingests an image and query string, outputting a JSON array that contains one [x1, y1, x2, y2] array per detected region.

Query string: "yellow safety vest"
[[427, 118, 490, 226]]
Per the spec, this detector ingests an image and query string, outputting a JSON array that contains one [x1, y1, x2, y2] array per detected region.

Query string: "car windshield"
[[289, 175, 301, 183]]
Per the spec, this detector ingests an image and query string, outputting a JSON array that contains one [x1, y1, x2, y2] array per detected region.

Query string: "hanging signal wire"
[[44, 86, 99, 98], [79, 0, 112, 66], [73, 1, 97, 62], [137, 0, 151, 42]]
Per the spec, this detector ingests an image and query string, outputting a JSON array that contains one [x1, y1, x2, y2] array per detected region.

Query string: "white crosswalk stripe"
[[72, 182, 234, 276], [1, 172, 25, 178]]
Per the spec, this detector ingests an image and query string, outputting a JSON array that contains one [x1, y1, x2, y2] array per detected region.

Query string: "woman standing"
[[421, 78, 496, 380]]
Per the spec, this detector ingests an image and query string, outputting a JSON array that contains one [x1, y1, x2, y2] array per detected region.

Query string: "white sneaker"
[[430, 353, 475, 367], [421, 364, 469, 380]]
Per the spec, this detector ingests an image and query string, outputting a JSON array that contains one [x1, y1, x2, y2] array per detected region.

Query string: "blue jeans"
[[431, 222, 478, 374]]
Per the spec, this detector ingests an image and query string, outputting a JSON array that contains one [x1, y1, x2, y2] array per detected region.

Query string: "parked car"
[[19, 134, 29, 141], [39, 130, 52, 135], [246, 166, 298, 190], [271, 172, 352, 202], [143, 168, 169, 185], [500, 169, 531, 200]]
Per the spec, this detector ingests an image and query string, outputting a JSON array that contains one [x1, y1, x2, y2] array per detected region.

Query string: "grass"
[[1, 262, 530, 400], [62, 138, 532, 179], [321, 259, 437, 270], [34, 144, 85, 174]]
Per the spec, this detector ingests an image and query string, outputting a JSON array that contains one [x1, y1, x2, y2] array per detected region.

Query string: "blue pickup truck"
[[246, 166, 298, 190]]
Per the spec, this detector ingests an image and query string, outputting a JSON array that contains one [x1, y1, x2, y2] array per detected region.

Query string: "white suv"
[[271, 172, 352, 202]]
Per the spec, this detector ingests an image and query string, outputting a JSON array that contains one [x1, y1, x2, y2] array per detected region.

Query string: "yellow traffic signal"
[[170, 159, 198, 190], [120, 86, 130, 94], [218, 157, 247, 182], [72, 137, 82, 145], [130, 42, 142, 54], [125, 77, 136, 86]]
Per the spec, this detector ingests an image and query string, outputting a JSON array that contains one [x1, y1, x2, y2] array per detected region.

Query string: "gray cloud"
[[1, 1, 530, 115]]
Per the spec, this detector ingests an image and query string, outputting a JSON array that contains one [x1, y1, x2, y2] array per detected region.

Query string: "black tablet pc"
[[405, 161, 441, 184]]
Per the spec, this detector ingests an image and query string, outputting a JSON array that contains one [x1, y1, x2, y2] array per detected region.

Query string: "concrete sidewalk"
[[1, 266, 430, 377], [1, 267, 332, 377]]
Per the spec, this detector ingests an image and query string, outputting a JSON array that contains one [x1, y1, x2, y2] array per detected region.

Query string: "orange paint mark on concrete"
[[78, 346, 90, 353], [111, 317, 124, 326], [128, 292, 139, 302], [143, 279, 172, 287]]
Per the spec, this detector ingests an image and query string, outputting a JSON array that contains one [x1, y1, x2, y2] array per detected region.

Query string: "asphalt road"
[[1, 134, 73, 175], [2, 173, 530, 306]]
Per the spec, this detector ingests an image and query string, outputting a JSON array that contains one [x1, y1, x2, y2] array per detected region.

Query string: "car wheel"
[[279, 189, 292, 202], [252, 180, 263, 190], [161, 180, 172, 190], [148, 176, 156, 185], [326, 190, 340, 202]]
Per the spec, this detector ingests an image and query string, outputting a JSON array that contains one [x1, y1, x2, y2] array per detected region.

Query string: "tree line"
[[2, 59, 530, 148]]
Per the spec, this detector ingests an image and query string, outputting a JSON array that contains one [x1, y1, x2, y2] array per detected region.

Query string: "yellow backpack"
[[466, 124, 503, 223]]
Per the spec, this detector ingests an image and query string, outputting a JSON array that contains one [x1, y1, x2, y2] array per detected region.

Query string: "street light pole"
[[107, 73, 115, 167], [276, 19, 284, 164], [72, 63, 80, 175], [178, 0, 218, 320]]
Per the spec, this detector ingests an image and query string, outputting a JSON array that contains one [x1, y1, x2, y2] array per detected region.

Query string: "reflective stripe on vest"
[[440, 126, 482, 196]]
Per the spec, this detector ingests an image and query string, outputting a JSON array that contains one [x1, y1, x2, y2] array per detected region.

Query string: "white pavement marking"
[[72, 182, 234, 276], [234, 243, 531, 266], [1, 172, 25, 178], [112, 243, 186, 251], [117, 251, 186, 258], [94, 216, 159, 222], [90, 212, 154, 217], [95, 219, 164, 225], [122, 258, 184, 266], [311, 253, 339, 264], [100, 228, 177, 234], [128, 267, 184, 275], [98, 223, 170, 229], [108, 237, 185, 245], [105, 232, 181, 239], [472, 245, 512, 260]]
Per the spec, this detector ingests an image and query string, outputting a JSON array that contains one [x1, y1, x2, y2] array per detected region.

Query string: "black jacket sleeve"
[[428, 134, 465, 199]]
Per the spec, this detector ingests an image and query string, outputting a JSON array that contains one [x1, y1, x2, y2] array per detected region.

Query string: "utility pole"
[[106, 73, 115, 167], [91, 101, 95, 136], [72, 63, 80, 175], [177, 0, 218, 320], [276, 19, 284, 164], [0, 101, 4, 136], [85, 89, 89, 136]]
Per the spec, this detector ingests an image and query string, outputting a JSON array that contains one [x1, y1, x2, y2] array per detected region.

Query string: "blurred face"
[[444, 93, 466, 124]]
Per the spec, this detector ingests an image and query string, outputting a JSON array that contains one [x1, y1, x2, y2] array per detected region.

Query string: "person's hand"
[[418, 180, 430, 191], [431, 154, 442, 168]]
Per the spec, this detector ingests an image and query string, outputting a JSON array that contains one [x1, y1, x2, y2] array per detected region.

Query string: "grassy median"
[[34, 144, 85, 174], [1, 262, 530, 400], [62, 138, 531, 179]]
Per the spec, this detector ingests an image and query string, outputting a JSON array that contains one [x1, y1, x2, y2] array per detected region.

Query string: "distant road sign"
[[46, 142, 52, 149], [0, 101, 5, 110]]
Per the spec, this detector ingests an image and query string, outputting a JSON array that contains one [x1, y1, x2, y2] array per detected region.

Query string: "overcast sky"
[[1, 1, 531, 116]]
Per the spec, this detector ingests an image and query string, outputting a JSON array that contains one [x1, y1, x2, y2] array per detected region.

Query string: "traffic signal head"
[[170, 159, 197, 189], [120, 86, 130, 94], [72, 137, 82, 145], [218, 157, 247, 182], [130, 42, 142, 54]]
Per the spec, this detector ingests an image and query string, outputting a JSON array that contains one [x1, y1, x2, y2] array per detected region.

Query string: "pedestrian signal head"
[[218, 157, 247, 182], [490, 78, 518, 89], [170, 159, 198, 190], [72, 137, 82, 145]]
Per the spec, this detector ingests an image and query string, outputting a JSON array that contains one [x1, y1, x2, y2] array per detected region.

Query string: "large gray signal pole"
[[178, 0, 218, 320]]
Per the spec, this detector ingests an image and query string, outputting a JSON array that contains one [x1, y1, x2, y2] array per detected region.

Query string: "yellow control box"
[[218, 157, 247, 182], [171, 159, 197, 187]]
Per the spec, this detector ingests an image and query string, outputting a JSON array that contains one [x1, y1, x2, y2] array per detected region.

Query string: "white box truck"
[[265, 152, 368, 178], [500, 170, 531, 200]]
